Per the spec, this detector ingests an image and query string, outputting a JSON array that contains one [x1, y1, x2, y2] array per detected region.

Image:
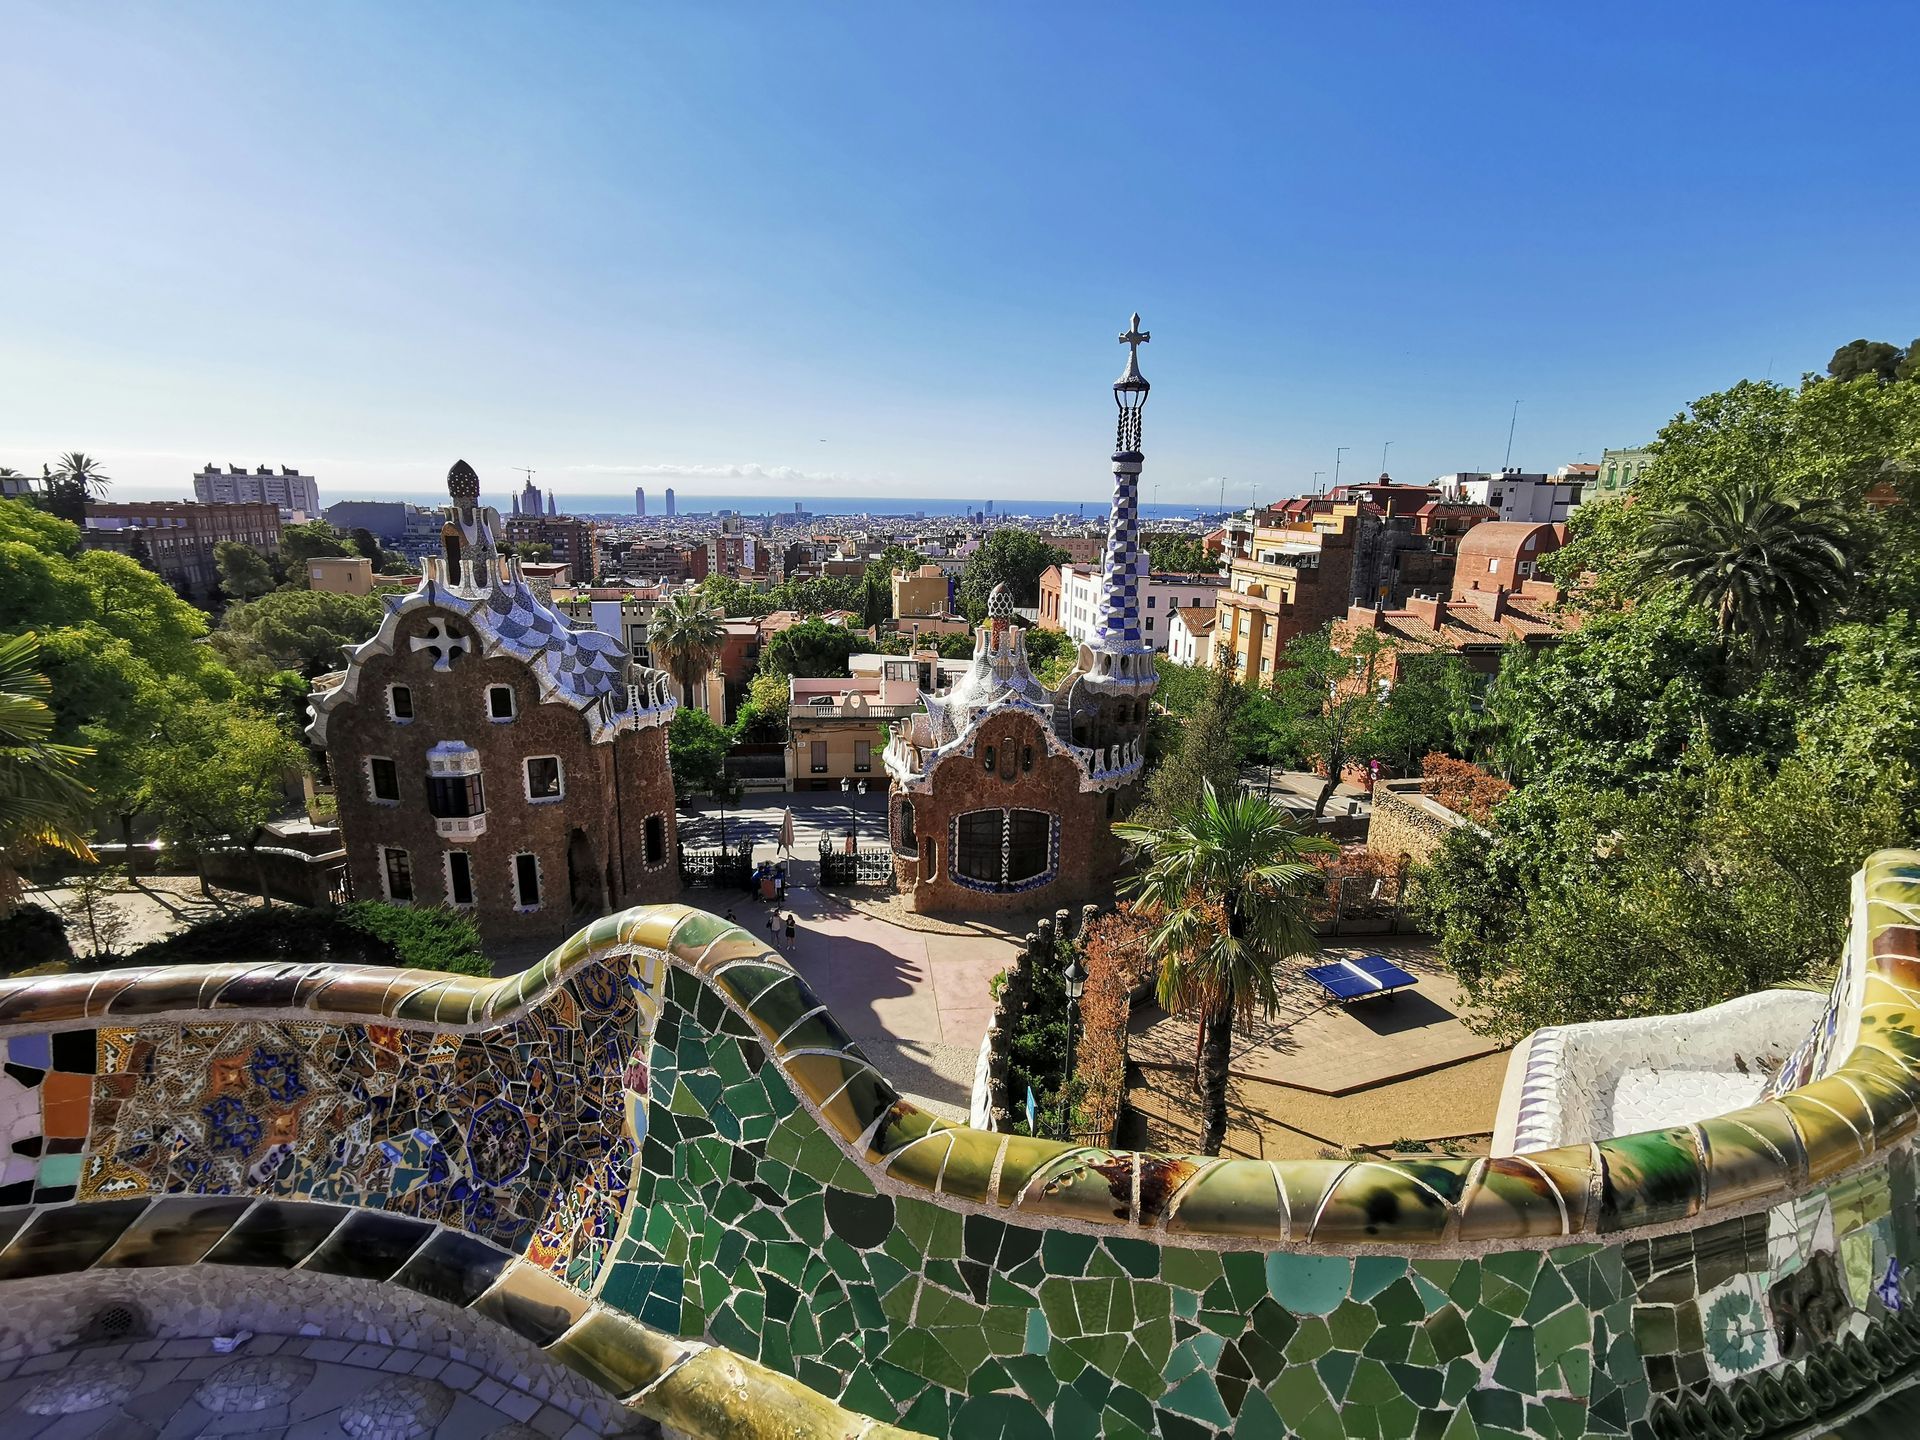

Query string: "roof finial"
[[447, 459, 480, 501]]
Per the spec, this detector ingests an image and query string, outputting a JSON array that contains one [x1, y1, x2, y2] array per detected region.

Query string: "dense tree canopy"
[[758, 619, 864, 679], [210, 588, 386, 679], [956, 530, 1069, 621], [1144, 533, 1212, 575], [1420, 370, 1920, 1038]]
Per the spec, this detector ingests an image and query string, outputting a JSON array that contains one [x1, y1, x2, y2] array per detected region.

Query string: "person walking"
[[784, 912, 797, 944], [766, 910, 780, 947]]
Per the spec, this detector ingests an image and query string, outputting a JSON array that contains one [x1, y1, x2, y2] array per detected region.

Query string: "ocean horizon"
[[99, 485, 1232, 523]]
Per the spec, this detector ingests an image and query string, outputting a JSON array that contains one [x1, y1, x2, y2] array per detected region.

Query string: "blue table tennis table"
[[1303, 955, 1420, 1005]]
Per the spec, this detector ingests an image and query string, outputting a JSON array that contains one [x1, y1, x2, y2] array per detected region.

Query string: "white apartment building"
[[1046, 563, 1224, 655], [1166, 606, 1217, 667], [1435, 469, 1582, 524], [194, 464, 321, 520]]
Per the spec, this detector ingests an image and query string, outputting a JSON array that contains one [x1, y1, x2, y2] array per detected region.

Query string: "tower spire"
[[1084, 314, 1156, 691]]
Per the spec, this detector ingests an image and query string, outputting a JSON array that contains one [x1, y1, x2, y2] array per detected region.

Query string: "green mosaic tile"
[[1264, 1251, 1350, 1315], [1317, 1347, 1358, 1401]]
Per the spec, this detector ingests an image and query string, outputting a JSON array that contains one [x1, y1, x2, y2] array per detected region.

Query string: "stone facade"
[[311, 461, 681, 947], [888, 707, 1134, 914]]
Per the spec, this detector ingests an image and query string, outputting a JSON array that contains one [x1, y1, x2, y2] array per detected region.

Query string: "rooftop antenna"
[[1334, 447, 1349, 490], [1313, 470, 1326, 494], [1381, 440, 1394, 473], [1503, 401, 1521, 469]]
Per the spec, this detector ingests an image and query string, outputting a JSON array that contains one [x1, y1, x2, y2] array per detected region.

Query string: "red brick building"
[[82, 500, 281, 601], [309, 461, 681, 946], [1453, 520, 1564, 594], [504, 512, 598, 581], [1333, 579, 1573, 682]]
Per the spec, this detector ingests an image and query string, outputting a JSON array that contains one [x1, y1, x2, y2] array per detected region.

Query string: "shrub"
[[0, 903, 74, 973], [1071, 905, 1154, 1144], [124, 902, 490, 976], [1420, 753, 1511, 823]]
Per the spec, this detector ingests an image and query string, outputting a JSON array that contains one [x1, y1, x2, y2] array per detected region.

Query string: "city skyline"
[[5, 4, 1917, 502]]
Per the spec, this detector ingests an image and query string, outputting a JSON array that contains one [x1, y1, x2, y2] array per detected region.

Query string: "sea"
[[106, 486, 1227, 524]]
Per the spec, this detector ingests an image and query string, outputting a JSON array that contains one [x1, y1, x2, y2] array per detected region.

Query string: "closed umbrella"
[[779, 808, 796, 855]]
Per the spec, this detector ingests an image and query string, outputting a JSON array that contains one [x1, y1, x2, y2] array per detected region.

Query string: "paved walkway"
[[0, 1334, 609, 1440]]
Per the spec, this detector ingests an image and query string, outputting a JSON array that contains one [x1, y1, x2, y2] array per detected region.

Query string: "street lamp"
[[840, 777, 867, 853], [1061, 955, 1088, 1138]]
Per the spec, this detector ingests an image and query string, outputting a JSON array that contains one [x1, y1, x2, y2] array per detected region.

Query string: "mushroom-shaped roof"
[[448, 459, 480, 500], [987, 583, 1015, 622]]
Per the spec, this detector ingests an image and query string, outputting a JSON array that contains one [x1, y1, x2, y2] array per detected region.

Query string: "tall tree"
[[649, 591, 725, 712], [758, 618, 863, 679], [214, 540, 276, 603], [1140, 651, 1245, 819], [957, 530, 1069, 621], [211, 588, 385, 679], [279, 520, 354, 578], [1638, 478, 1856, 652], [1265, 626, 1391, 815], [1829, 339, 1906, 385], [42, 452, 110, 525], [136, 700, 302, 899], [0, 633, 96, 911], [1145, 533, 1211, 574], [1115, 783, 1334, 1155]]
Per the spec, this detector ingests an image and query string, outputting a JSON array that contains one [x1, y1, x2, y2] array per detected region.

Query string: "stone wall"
[[1366, 779, 1481, 866]]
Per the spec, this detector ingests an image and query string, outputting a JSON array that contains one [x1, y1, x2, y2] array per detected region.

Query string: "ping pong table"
[[1303, 954, 1420, 1005]]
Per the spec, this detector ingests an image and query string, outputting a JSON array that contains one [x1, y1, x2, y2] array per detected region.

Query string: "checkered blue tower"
[[1084, 315, 1157, 694]]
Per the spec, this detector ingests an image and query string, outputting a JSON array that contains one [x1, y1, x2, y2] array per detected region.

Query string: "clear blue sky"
[[4, 3, 1916, 507]]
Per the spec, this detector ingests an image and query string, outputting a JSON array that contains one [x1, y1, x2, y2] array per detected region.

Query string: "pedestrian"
[[766, 910, 779, 944], [784, 912, 796, 943]]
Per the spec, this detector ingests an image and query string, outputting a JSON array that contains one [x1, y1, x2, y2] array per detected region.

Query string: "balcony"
[[788, 701, 920, 721], [435, 813, 488, 841]]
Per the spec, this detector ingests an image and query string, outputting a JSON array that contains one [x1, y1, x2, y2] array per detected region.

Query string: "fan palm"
[[1114, 782, 1335, 1155], [0, 633, 95, 911], [648, 592, 725, 713], [1639, 479, 1855, 651], [49, 452, 111, 498]]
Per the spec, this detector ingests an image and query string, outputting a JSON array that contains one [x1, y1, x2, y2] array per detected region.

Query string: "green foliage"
[[730, 671, 790, 744], [999, 929, 1090, 1141], [695, 573, 865, 619], [956, 530, 1069, 621], [125, 900, 489, 976], [1828, 338, 1913, 385], [40, 452, 110, 525], [1639, 479, 1856, 652], [1419, 370, 1920, 1039], [1145, 533, 1212, 574], [668, 706, 731, 795], [213, 540, 276, 603], [1369, 654, 1479, 773], [758, 618, 863, 679], [934, 631, 976, 659], [0, 902, 72, 972], [136, 701, 305, 854], [0, 631, 96, 903], [211, 588, 385, 679], [1022, 625, 1076, 688], [1261, 627, 1392, 813], [279, 520, 353, 576], [650, 591, 725, 705], [1140, 656, 1245, 820], [1116, 783, 1334, 1154]]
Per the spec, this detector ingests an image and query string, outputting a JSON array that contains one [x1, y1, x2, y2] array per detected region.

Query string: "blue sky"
[[4, 3, 1916, 507]]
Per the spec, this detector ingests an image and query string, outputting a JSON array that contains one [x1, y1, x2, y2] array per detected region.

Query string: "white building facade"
[[1435, 469, 1582, 524], [1053, 563, 1223, 655], [194, 464, 320, 520]]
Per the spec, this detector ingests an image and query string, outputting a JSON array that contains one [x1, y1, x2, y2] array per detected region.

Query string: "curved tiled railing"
[[0, 852, 1917, 1438]]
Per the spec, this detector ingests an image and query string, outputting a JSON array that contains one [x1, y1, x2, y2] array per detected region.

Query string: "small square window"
[[1147, 596, 1156, 608], [389, 685, 414, 721], [488, 685, 516, 721], [525, 756, 563, 801], [368, 756, 399, 803]]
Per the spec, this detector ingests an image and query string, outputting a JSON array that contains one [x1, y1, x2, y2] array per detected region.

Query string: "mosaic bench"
[[1, 851, 1919, 1438]]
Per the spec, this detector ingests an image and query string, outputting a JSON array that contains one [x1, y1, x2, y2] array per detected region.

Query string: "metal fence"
[[817, 837, 895, 887], [679, 844, 754, 890]]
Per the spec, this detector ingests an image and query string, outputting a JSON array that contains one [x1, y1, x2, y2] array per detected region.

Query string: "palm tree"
[[50, 452, 111, 497], [0, 633, 95, 912], [648, 592, 725, 714], [1639, 479, 1856, 651], [1114, 782, 1335, 1155]]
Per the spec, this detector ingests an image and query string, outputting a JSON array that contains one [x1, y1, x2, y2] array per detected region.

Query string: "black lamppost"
[[1061, 955, 1087, 1138], [840, 777, 866, 852]]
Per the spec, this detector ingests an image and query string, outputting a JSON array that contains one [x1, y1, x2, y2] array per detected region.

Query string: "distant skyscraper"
[[545, 490, 557, 517], [636, 487, 646, 517], [665, 488, 676, 517]]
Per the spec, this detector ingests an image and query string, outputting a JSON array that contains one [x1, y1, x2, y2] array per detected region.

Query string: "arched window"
[[982, 745, 996, 773], [896, 798, 917, 854], [952, 808, 1055, 892]]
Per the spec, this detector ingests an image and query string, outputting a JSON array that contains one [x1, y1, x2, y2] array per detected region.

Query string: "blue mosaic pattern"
[[1091, 462, 1150, 659]]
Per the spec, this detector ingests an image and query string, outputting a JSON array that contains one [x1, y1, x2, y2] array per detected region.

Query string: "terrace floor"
[[1124, 939, 1511, 1160]]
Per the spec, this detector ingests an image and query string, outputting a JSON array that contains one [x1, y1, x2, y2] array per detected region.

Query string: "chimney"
[[1346, 602, 1384, 630], [1408, 594, 1446, 629]]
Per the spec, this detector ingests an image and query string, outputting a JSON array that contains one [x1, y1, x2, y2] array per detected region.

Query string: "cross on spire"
[[1119, 313, 1150, 356]]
